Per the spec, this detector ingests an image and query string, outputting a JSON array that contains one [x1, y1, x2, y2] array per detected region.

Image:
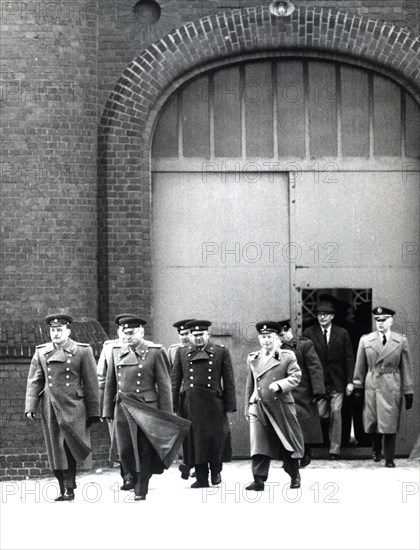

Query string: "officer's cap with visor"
[[185, 320, 212, 333], [44, 313, 73, 327], [372, 306, 396, 319], [256, 321, 282, 334], [116, 314, 147, 330], [278, 319, 291, 331], [172, 319, 196, 332]]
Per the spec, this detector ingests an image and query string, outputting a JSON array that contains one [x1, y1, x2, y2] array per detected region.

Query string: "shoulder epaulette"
[[281, 348, 295, 355], [148, 342, 163, 348], [248, 350, 259, 358], [77, 342, 90, 347], [36, 343, 48, 349]]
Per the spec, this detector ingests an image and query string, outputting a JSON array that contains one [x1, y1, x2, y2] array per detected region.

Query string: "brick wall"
[[97, 4, 420, 331], [0, 321, 111, 481], [0, 0, 99, 321]]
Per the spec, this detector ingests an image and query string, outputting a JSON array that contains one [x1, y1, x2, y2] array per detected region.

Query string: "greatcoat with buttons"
[[245, 348, 304, 459], [102, 341, 173, 473], [25, 339, 100, 470], [353, 331, 414, 433], [282, 337, 326, 444], [171, 341, 237, 466]]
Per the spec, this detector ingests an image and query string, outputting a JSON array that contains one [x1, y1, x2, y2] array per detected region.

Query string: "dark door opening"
[[302, 288, 373, 450]]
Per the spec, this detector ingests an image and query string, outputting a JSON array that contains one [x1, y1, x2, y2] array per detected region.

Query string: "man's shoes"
[[372, 451, 382, 462], [300, 454, 311, 468], [329, 453, 340, 460], [54, 493, 65, 502], [190, 470, 196, 478], [178, 463, 190, 480], [62, 488, 74, 501], [190, 480, 209, 488], [290, 474, 301, 489], [211, 473, 222, 485], [134, 494, 147, 501], [245, 481, 265, 491], [385, 460, 395, 468], [120, 478, 135, 491]]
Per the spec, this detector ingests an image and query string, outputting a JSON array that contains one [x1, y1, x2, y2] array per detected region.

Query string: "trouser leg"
[[194, 463, 209, 484], [383, 434, 396, 461], [251, 454, 270, 482], [54, 470, 65, 495], [372, 433, 383, 455], [329, 392, 344, 455], [210, 462, 222, 477], [62, 440, 77, 489], [135, 428, 154, 496]]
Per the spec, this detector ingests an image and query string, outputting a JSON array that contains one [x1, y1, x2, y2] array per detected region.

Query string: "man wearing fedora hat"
[[353, 307, 414, 467], [171, 320, 237, 488], [245, 321, 304, 490], [25, 313, 100, 501], [303, 300, 355, 459]]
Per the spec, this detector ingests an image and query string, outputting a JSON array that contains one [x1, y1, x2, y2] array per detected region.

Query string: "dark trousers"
[[252, 452, 299, 482], [372, 433, 397, 461], [54, 440, 77, 492], [120, 427, 154, 497], [195, 462, 222, 483]]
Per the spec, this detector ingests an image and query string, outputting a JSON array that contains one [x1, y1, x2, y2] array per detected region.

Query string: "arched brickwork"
[[98, 5, 420, 333]]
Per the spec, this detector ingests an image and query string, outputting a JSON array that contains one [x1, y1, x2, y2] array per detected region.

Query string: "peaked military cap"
[[316, 300, 335, 314], [372, 306, 396, 317], [44, 313, 73, 326], [256, 321, 281, 334], [114, 313, 134, 325], [172, 319, 196, 332], [185, 320, 212, 332], [278, 319, 291, 331], [117, 315, 147, 328]]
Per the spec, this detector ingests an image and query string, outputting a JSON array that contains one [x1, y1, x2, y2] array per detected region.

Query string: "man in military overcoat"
[[353, 306, 414, 467], [171, 320, 237, 488], [245, 321, 304, 491], [25, 313, 100, 501], [279, 319, 325, 467], [103, 315, 181, 501]]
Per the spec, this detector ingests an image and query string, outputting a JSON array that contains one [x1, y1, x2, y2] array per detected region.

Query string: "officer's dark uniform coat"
[[25, 339, 100, 470], [102, 340, 173, 473], [245, 348, 304, 459], [353, 331, 414, 433], [282, 337, 325, 444], [171, 341, 237, 466]]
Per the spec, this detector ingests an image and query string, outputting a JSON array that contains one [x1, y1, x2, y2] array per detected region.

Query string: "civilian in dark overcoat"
[[102, 315, 174, 501], [353, 306, 414, 467], [303, 300, 354, 459], [279, 319, 325, 467], [25, 313, 100, 501], [244, 321, 304, 492], [171, 320, 237, 488]]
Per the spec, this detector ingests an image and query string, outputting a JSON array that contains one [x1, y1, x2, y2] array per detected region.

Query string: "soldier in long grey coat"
[[279, 319, 325, 467], [25, 313, 100, 501], [353, 306, 414, 467], [102, 315, 177, 501], [245, 321, 304, 491]]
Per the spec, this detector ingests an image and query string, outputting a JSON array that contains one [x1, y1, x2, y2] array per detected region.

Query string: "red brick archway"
[[98, 5, 420, 333]]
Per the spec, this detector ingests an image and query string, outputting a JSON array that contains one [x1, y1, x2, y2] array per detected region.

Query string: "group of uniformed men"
[[24, 301, 414, 501]]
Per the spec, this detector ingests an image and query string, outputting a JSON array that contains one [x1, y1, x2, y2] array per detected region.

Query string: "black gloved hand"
[[86, 416, 101, 428], [313, 394, 326, 401], [353, 389, 364, 400], [405, 394, 413, 410]]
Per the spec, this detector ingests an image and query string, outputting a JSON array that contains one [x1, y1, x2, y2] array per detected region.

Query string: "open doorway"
[[302, 288, 373, 450]]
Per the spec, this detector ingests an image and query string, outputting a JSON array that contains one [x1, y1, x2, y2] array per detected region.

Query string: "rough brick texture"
[[97, 4, 420, 332], [0, 0, 99, 321]]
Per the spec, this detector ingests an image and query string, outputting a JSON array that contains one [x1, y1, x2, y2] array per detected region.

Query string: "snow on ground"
[[1, 459, 419, 550]]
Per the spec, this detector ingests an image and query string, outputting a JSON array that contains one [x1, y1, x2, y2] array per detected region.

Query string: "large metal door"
[[152, 171, 290, 456]]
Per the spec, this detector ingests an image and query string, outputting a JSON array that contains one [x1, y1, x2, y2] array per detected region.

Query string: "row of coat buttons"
[[47, 366, 73, 386]]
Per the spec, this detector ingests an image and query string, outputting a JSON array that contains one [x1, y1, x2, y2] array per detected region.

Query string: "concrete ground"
[[0, 458, 419, 550]]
